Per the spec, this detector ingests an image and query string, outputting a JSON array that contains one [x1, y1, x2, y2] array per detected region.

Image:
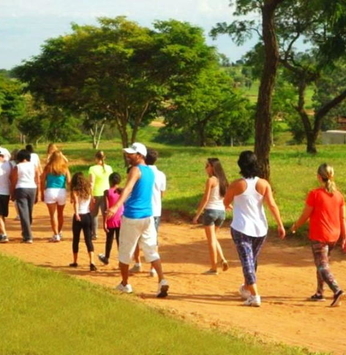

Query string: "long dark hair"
[[237, 151, 261, 178], [207, 158, 228, 197]]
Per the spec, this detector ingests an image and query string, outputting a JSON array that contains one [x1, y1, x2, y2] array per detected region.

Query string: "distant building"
[[321, 130, 346, 144]]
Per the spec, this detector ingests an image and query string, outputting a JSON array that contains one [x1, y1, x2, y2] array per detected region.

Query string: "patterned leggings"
[[311, 241, 340, 295], [231, 228, 267, 285]]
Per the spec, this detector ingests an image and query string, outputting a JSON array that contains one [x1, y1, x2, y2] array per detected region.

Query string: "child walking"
[[98, 172, 124, 265], [291, 163, 345, 307], [69, 172, 97, 271]]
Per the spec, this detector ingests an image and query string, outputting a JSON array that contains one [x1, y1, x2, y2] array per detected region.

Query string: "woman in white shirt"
[[10, 149, 39, 243], [193, 158, 229, 275], [224, 151, 285, 307]]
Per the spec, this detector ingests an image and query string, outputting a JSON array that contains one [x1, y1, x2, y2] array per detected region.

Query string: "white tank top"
[[77, 197, 91, 214], [205, 182, 225, 210], [231, 177, 268, 237], [16, 162, 37, 189]]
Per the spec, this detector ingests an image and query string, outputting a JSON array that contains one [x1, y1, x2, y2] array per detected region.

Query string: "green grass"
[[0, 254, 324, 355], [9, 134, 346, 232]]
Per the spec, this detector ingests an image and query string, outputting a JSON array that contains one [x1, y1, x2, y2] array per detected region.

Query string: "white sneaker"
[[244, 295, 261, 307], [49, 235, 60, 243], [157, 279, 169, 298], [115, 283, 133, 294], [239, 284, 251, 300], [149, 268, 157, 277]]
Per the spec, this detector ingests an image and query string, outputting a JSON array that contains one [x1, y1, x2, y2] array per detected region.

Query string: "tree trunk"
[[254, 0, 283, 180]]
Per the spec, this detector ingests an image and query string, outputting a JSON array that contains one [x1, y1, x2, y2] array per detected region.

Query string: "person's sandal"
[[90, 263, 97, 271]]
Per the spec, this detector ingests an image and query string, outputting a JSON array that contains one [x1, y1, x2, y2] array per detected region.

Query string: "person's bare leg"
[[119, 261, 130, 285], [57, 204, 65, 234], [0, 216, 6, 235], [46, 203, 58, 235], [205, 225, 218, 270], [151, 259, 164, 282]]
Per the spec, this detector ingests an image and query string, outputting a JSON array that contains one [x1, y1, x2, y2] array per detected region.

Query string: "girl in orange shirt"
[[291, 163, 346, 307]]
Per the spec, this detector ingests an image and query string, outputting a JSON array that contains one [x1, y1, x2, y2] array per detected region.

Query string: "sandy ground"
[[1, 201, 346, 355]]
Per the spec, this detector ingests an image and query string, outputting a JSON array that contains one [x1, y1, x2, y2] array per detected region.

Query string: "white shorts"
[[118, 216, 159, 264], [44, 188, 67, 205]]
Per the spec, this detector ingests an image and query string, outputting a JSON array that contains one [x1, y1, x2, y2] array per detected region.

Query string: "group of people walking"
[[193, 150, 344, 308], [0, 142, 345, 305]]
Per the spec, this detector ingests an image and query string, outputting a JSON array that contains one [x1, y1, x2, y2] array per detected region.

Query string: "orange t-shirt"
[[306, 188, 344, 243]]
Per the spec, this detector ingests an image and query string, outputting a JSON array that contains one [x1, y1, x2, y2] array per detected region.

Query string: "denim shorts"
[[202, 209, 225, 227]]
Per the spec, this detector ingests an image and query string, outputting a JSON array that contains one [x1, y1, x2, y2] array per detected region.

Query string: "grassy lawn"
[[0, 254, 325, 355]]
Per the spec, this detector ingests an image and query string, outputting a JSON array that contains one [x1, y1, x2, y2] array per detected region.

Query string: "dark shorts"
[[0, 195, 10, 217], [202, 209, 225, 227]]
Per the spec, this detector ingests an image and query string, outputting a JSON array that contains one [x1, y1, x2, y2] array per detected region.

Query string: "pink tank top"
[[107, 188, 124, 228]]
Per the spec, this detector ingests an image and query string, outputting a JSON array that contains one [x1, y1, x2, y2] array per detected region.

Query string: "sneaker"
[[59, 232, 63, 240], [92, 235, 98, 240], [157, 279, 169, 298], [309, 293, 326, 302], [244, 295, 261, 307], [49, 235, 60, 243], [239, 284, 251, 300], [90, 263, 97, 271], [0, 235, 9, 243], [115, 283, 133, 294], [69, 262, 78, 267], [98, 254, 109, 265], [221, 260, 229, 272], [202, 269, 218, 275], [331, 290, 344, 307], [129, 264, 142, 273], [149, 268, 157, 277], [21, 239, 33, 244]]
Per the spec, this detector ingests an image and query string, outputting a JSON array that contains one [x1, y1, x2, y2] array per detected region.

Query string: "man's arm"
[[106, 166, 141, 218]]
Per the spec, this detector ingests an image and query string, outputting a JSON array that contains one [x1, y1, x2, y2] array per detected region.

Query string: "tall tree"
[[212, 0, 285, 179], [15, 17, 217, 150]]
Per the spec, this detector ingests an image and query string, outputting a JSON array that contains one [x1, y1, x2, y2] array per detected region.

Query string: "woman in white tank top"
[[193, 158, 229, 275], [224, 151, 285, 307]]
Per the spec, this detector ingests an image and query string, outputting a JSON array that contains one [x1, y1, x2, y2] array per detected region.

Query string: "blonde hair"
[[44, 151, 68, 175], [47, 143, 58, 155], [95, 150, 106, 172], [317, 163, 336, 194]]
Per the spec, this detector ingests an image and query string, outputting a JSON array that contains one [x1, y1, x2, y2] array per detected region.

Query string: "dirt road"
[[1, 202, 346, 355]]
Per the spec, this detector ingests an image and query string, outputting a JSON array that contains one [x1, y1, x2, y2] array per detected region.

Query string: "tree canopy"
[[15, 17, 218, 149]]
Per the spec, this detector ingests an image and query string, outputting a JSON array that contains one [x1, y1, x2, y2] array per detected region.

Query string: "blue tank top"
[[124, 165, 154, 219], [46, 173, 66, 189]]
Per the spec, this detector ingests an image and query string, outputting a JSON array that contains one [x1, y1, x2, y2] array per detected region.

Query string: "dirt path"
[[1, 202, 346, 355]]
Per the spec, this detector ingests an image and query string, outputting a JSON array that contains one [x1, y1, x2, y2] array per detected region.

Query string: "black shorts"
[[0, 195, 10, 217]]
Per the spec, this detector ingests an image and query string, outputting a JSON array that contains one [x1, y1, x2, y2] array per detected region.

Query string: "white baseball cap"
[[123, 142, 147, 157]]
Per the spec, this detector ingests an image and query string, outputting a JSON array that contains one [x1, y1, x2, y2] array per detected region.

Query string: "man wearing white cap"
[[106, 142, 169, 297]]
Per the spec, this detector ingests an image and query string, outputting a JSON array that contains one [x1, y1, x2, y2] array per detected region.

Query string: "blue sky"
[[0, 0, 258, 70]]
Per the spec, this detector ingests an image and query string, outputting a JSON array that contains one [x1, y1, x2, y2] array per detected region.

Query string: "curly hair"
[[70, 172, 91, 200]]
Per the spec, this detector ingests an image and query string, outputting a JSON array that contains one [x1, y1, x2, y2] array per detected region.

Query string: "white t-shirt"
[[0, 161, 12, 195], [149, 165, 166, 217], [16, 162, 37, 189], [30, 153, 41, 169]]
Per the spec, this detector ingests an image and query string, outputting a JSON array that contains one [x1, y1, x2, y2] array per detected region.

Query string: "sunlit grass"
[[0, 254, 324, 355]]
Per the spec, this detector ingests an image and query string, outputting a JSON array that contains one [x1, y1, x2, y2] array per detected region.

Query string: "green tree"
[[161, 67, 252, 146], [14, 17, 216, 150]]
